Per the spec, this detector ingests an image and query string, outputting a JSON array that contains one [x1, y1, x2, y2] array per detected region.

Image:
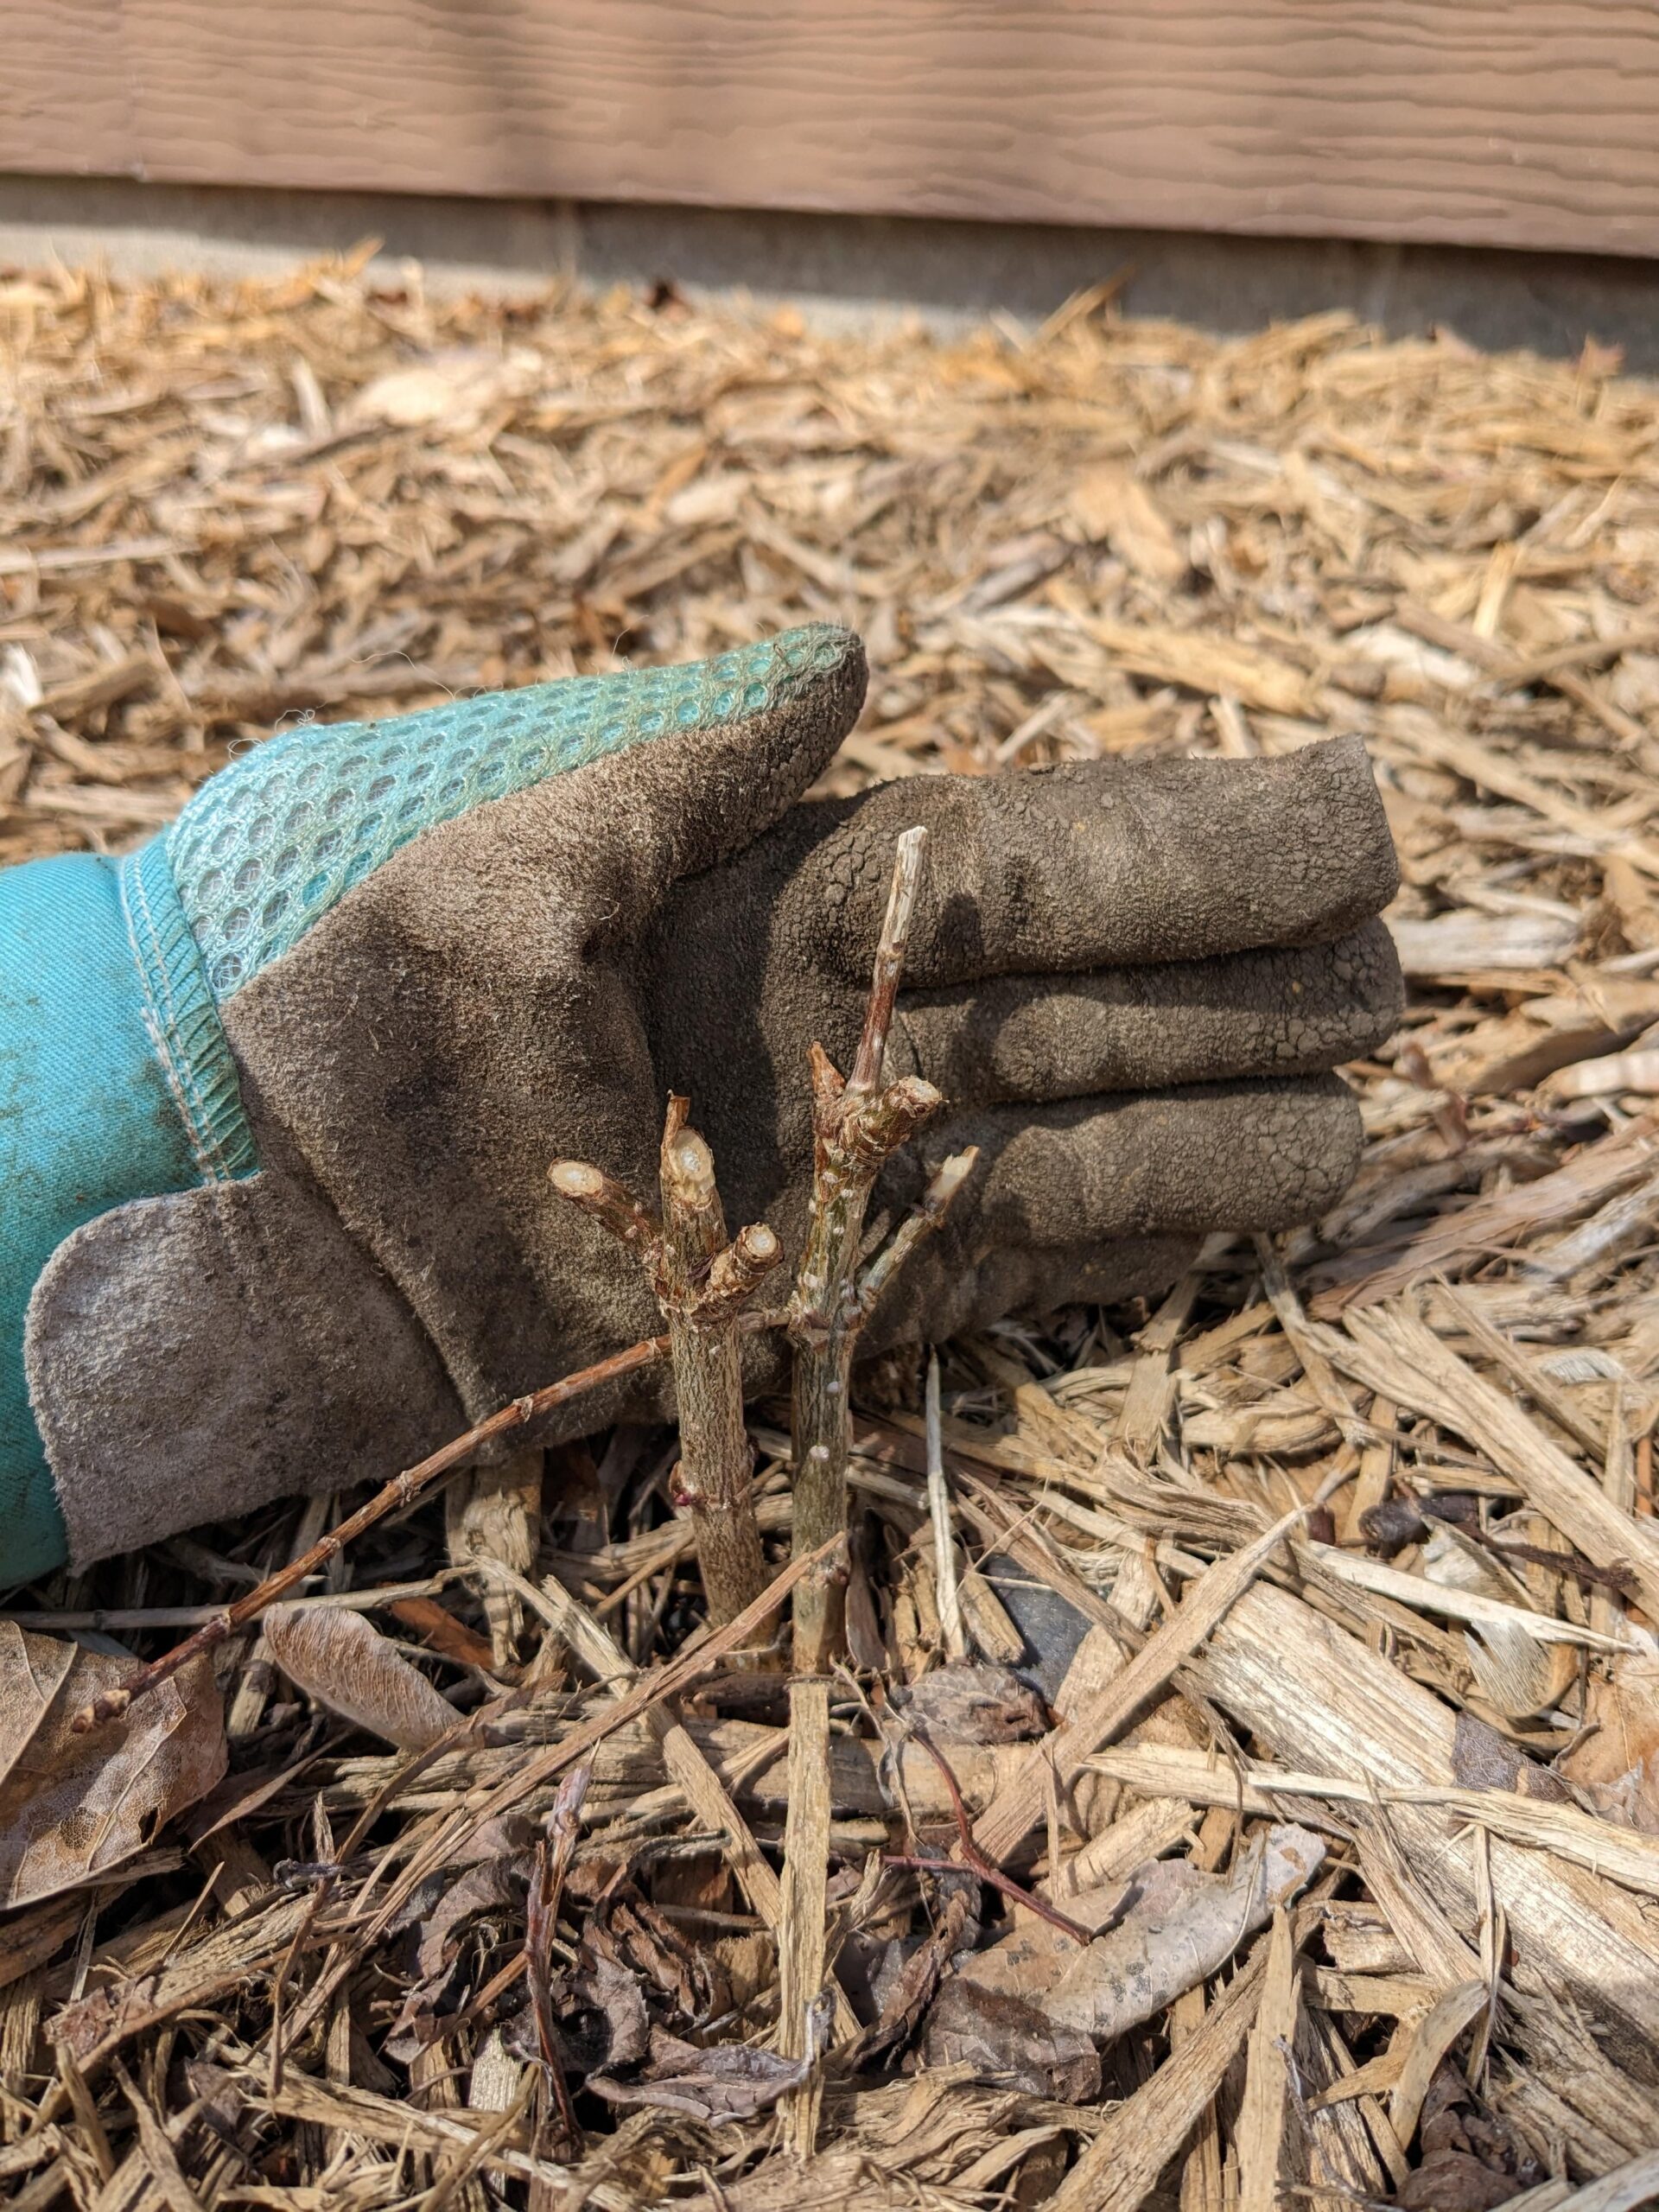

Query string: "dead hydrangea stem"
[[550, 1096, 782, 1637], [70, 1329, 677, 1734], [786, 1071, 944, 1673], [658, 1102, 778, 1634], [780, 828, 943, 2154], [789, 826, 940, 1675]]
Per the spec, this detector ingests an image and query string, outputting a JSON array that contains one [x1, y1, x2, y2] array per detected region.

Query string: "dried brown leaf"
[[940, 1825, 1324, 2050], [575, 1951, 652, 2071], [589, 2027, 813, 2123], [1397, 2152, 1526, 2210], [0, 1623, 224, 1909], [1560, 1652, 1659, 1834], [893, 1662, 1047, 1745], [919, 1975, 1102, 2101], [849, 1885, 973, 2067], [262, 1602, 459, 1750]]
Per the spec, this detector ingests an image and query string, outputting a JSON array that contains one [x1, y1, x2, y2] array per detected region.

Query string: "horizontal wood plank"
[[4, 3, 1658, 257]]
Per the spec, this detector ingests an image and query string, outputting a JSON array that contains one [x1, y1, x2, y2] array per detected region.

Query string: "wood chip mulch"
[[4, 254, 1659, 2212]]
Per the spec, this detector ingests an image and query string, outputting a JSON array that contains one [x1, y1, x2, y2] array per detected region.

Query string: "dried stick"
[[925, 1351, 967, 1662], [855, 1146, 978, 1316], [884, 1727, 1092, 1945], [781, 825, 963, 2156], [778, 1670, 836, 2154], [788, 826, 942, 1675], [550, 1097, 782, 1632], [71, 1329, 674, 1734], [524, 1766, 590, 2155], [657, 1103, 777, 1632]]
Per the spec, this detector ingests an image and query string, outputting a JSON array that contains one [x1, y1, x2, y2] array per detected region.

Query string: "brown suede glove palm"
[[29, 625, 1400, 1565]]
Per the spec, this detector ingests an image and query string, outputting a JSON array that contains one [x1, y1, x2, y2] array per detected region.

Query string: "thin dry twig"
[[524, 1766, 591, 2156], [884, 1727, 1094, 1946], [72, 1328, 676, 1732], [924, 1351, 966, 1662]]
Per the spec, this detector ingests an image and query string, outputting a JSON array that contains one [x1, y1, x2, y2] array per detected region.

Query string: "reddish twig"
[[71, 1330, 677, 1733], [887, 1728, 1093, 1948]]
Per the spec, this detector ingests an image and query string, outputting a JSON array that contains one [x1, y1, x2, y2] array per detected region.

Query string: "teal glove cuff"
[[0, 855, 201, 1582], [120, 838, 261, 1181]]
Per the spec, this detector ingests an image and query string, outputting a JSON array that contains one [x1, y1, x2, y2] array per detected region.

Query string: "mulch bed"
[[3, 254, 1659, 2211]]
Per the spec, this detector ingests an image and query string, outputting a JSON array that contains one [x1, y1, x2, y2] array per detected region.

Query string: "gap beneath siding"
[[3, 176, 1659, 366]]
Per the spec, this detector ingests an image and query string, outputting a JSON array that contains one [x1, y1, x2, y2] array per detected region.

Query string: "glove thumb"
[[560, 621, 868, 887], [161, 624, 866, 1007]]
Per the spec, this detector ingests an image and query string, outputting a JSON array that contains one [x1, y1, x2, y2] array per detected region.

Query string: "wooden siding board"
[[3, 3, 1657, 257]]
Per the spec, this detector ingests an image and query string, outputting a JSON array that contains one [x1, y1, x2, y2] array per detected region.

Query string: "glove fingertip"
[[1278, 728, 1402, 920]]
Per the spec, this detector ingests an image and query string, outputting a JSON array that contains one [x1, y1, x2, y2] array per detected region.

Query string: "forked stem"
[[779, 825, 980, 2157], [787, 826, 941, 1675], [550, 1097, 780, 1637]]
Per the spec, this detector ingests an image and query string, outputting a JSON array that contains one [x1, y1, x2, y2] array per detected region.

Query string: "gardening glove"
[[10, 624, 1401, 1577]]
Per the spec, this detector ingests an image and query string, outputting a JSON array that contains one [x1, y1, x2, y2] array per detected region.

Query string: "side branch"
[[858, 1147, 980, 1316], [547, 1160, 658, 1254], [70, 1329, 675, 1734]]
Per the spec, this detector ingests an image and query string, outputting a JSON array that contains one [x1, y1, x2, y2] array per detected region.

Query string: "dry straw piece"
[[9, 256, 1659, 2206]]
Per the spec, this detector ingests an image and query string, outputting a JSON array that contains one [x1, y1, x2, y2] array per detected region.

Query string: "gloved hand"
[[15, 625, 1401, 1573]]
